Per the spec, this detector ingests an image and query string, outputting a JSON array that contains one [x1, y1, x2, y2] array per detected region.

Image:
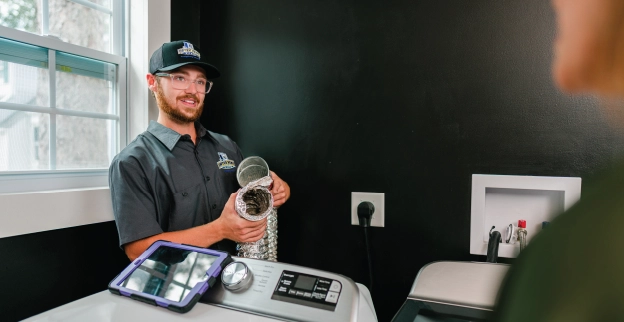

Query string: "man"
[[494, 1, 624, 321], [109, 40, 290, 261]]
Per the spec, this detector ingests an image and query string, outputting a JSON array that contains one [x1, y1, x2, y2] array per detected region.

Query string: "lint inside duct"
[[242, 188, 271, 216]]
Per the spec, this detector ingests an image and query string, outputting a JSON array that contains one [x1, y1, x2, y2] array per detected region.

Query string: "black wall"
[[171, 0, 201, 47], [0, 222, 128, 321], [186, 0, 624, 321]]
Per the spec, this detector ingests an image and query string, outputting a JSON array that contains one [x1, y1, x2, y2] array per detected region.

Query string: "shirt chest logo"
[[217, 152, 236, 172]]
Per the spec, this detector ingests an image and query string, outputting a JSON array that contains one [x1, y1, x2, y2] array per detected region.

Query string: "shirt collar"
[[146, 120, 209, 151]]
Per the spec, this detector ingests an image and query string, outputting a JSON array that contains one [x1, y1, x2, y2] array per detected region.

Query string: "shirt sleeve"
[[109, 156, 164, 248]]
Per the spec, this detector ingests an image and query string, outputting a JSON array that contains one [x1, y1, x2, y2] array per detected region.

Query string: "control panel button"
[[296, 290, 304, 296], [312, 292, 326, 300], [326, 291, 339, 303], [318, 279, 332, 285], [329, 281, 342, 292], [288, 289, 296, 295], [303, 292, 312, 298]]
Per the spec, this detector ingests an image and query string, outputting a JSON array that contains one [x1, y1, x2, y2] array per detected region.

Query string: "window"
[[0, 0, 126, 193]]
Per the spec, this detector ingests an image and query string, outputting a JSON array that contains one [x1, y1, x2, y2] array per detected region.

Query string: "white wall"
[[128, 0, 171, 141], [0, 0, 171, 238]]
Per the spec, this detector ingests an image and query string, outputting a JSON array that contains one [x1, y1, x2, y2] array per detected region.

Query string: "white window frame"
[[0, 0, 127, 194], [0, 0, 169, 239]]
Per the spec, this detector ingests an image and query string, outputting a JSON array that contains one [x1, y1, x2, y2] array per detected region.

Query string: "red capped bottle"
[[517, 220, 528, 253]]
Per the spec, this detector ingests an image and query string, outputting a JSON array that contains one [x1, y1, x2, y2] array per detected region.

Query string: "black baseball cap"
[[149, 40, 220, 78]]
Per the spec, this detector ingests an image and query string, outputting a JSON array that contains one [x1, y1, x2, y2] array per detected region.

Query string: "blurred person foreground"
[[495, 1, 624, 321]]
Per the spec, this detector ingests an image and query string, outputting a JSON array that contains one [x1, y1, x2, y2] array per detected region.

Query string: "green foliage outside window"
[[0, 0, 38, 33]]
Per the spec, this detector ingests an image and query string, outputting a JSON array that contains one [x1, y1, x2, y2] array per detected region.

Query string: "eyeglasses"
[[155, 73, 213, 93]]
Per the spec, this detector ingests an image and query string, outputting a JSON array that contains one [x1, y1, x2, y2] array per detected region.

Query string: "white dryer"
[[23, 257, 377, 322], [392, 261, 509, 321]]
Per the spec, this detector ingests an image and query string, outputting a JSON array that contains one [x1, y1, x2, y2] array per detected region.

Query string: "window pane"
[[56, 116, 115, 169], [90, 0, 110, 7], [0, 111, 49, 171], [0, 0, 39, 34], [0, 60, 50, 107], [49, 0, 111, 53], [56, 68, 113, 113]]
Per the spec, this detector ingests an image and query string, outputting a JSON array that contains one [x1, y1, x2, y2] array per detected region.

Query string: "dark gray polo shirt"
[[109, 121, 243, 254]]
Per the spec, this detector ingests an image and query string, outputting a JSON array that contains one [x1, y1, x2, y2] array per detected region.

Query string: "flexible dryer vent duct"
[[235, 156, 278, 261]]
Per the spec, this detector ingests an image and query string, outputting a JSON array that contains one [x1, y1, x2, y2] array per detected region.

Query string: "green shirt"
[[495, 159, 624, 321]]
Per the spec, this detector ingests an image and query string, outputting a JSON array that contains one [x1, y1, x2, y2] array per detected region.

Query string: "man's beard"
[[155, 86, 204, 124]]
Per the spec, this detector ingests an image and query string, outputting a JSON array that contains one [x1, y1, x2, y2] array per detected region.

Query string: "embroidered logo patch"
[[177, 42, 201, 60], [217, 152, 236, 172]]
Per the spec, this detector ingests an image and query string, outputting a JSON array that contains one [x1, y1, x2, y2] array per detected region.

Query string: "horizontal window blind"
[[0, 37, 48, 69], [0, 36, 115, 81], [56, 52, 116, 82]]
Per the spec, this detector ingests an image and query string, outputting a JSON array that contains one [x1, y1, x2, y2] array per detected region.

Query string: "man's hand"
[[216, 192, 267, 242], [270, 171, 291, 207]]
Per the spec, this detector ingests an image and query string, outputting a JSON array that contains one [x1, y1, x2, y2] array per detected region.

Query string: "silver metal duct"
[[235, 156, 278, 261]]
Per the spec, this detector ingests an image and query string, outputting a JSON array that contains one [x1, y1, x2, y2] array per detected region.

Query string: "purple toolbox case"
[[108, 240, 232, 313]]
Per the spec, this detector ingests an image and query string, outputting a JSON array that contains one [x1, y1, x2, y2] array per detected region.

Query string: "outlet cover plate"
[[351, 192, 385, 227]]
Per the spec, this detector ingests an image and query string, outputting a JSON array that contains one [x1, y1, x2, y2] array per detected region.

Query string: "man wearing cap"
[[109, 40, 291, 261]]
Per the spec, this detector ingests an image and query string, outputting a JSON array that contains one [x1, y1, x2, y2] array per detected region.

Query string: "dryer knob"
[[221, 261, 253, 292]]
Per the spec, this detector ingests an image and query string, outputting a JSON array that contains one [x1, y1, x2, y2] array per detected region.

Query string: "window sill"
[[0, 187, 114, 238], [0, 170, 109, 194]]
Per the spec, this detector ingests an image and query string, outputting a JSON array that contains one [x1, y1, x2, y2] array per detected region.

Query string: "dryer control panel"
[[200, 257, 376, 322], [271, 270, 342, 311]]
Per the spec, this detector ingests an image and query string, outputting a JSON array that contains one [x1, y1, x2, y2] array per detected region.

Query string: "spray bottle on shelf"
[[517, 219, 528, 252]]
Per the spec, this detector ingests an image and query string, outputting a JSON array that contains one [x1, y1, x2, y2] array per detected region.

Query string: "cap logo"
[[177, 42, 201, 60]]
